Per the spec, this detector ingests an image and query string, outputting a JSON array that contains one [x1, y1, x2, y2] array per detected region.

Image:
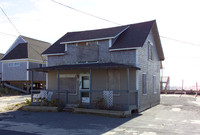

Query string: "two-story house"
[[30, 20, 164, 112], [1, 35, 51, 92]]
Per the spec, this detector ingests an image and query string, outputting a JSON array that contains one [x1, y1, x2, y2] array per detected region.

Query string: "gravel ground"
[[0, 94, 200, 135], [0, 95, 30, 112]]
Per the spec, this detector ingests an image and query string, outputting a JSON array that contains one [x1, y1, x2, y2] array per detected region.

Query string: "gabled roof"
[[2, 36, 51, 61], [60, 25, 128, 43], [2, 43, 28, 60], [42, 25, 128, 55], [111, 20, 155, 49], [42, 20, 164, 60]]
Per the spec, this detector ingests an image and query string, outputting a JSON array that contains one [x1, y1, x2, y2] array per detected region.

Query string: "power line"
[[0, 31, 18, 37], [50, 1, 200, 47], [50, 0, 121, 25], [1, 1, 200, 49], [160, 36, 200, 47], [0, 6, 21, 35]]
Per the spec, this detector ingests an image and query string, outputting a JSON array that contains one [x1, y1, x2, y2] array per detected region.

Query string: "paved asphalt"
[[0, 111, 136, 135], [0, 95, 200, 135], [0, 129, 38, 135]]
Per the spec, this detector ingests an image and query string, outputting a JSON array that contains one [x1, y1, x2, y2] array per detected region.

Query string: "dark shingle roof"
[[42, 20, 164, 61], [1, 43, 28, 60], [29, 62, 140, 72], [2, 36, 51, 61], [61, 25, 128, 43], [42, 25, 128, 55], [111, 20, 155, 49], [42, 36, 66, 55]]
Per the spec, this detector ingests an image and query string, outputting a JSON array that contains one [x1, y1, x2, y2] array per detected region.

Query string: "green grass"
[[0, 87, 21, 96]]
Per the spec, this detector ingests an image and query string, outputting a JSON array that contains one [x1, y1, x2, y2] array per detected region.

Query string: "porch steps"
[[63, 104, 77, 112], [63, 107, 74, 112]]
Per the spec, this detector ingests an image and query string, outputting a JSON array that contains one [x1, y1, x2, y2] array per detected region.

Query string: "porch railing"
[[30, 89, 138, 111], [31, 89, 68, 105]]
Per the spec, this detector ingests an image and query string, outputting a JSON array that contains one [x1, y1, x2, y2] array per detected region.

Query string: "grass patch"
[[0, 87, 21, 96]]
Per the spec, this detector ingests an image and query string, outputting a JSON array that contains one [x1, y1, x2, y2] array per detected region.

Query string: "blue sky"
[[1, 0, 200, 88]]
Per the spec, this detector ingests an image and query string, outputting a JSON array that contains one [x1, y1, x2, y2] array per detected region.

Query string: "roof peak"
[[20, 35, 50, 44]]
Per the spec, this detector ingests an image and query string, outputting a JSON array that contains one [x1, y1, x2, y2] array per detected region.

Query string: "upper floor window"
[[76, 41, 99, 62], [8, 63, 20, 67], [148, 42, 153, 60]]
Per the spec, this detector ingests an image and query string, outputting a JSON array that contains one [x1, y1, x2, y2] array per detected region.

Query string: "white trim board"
[[42, 53, 65, 56], [1, 58, 44, 63], [60, 37, 114, 44], [109, 47, 140, 52]]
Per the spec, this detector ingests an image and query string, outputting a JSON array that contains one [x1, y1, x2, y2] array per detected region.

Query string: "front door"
[[79, 74, 90, 103]]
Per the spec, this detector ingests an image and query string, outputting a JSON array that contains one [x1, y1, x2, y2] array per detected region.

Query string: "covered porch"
[[29, 62, 140, 111]]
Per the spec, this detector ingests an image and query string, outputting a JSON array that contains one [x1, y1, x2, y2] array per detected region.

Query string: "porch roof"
[[28, 62, 140, 72]]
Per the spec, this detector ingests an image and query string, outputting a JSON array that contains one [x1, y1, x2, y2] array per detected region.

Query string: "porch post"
[[127, 68, 130, 110], [31, 70, 34, 104], [57, 70, 60, 104], [89, 68, 92, 105]]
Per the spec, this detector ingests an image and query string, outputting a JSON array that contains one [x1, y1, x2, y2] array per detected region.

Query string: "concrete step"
[[63, 107, 74, 112]]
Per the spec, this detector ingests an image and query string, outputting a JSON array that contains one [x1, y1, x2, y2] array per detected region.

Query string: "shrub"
[[25, 98, 31, 105]]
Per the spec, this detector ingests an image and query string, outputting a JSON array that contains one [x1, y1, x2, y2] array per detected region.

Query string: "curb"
[[21, 106, 58, 112]]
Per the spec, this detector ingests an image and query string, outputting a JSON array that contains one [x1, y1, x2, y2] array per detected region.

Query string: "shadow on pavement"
[[0, 129, 38, 135], [2, 110, 142, 134]]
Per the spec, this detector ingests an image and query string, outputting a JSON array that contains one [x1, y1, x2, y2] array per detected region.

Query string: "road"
[[0, 94, 200, 135]]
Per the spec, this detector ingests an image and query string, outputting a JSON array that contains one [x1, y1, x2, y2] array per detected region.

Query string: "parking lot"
[[0, 94, 200, 135]]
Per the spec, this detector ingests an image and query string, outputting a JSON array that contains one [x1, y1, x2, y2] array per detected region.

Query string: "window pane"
[[82, 76, 89, 89]]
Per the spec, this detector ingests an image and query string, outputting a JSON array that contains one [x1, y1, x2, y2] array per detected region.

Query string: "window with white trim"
[[153, 75, 156, 93], [142, 74, 147, 94]]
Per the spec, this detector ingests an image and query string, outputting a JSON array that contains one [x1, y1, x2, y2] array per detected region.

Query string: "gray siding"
[[2, 62, 27, 81], [48, 40, 137, 66], [137, 30, 161, 112], [29, 62, 46, 81], [2, 61, 46, 82]]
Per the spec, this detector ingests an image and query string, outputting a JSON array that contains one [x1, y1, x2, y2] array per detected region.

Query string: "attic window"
[[148, 42, 153, 60]]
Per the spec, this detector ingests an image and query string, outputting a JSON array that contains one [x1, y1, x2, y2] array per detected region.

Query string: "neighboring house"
[[0, 53, 4, 82], [30, 20, 164, 112], [1, 35, 51, 92]]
